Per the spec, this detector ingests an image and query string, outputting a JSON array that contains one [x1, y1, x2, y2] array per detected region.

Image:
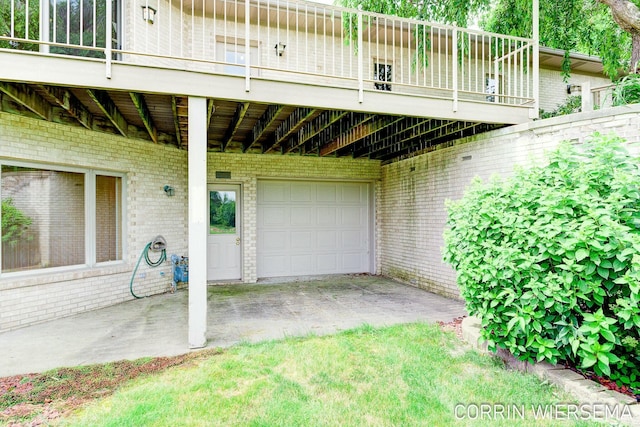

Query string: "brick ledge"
[[461, 316, 640, 426], [0, 263, 134, 291]]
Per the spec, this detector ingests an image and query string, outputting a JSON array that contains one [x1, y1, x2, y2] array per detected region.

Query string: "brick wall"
[[379, 104, 640, 299], [0, 112, 189, 331], [4, 102, 639, 330], [539, 67, 611, 113], [206, 152, 382, 282], [0, 112, 381, 331]]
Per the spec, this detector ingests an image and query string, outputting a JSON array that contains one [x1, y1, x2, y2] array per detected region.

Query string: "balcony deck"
[[0, 0, 538, 161]]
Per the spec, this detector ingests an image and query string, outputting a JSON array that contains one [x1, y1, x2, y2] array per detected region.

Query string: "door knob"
[[236, 237, 241, 245]]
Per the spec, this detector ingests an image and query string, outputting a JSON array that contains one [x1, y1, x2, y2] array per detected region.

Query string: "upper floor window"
[[374, 62, 392, 91], [1, 163, 124, 275], [217, 38, 259, 77]]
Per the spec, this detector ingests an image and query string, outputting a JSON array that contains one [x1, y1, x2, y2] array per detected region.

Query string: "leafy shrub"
[[612, 74, 640, 107], [539, 95, 582, 119], [1, 198, 32, 245], [443, 133, 640, 392]]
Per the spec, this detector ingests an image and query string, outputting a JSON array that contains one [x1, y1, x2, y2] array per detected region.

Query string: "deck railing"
[[1, 0, 537, 108]]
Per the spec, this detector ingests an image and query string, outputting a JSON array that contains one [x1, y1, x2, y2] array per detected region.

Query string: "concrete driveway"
[[0, 275, 465, 377]]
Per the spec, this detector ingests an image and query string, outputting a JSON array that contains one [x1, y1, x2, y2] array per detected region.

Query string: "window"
[[210, 190, 236, 235], [96, 175, 123, 262], [224, 50, 248, 76], [218, 42, 259, 77], [1, 163, 124, 274], [374, 62, 392, 91]]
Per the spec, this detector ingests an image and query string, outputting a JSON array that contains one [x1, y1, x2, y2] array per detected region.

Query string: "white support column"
[[188, 96, 208, 349]]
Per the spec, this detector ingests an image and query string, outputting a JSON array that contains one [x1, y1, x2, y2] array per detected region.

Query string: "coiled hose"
[[129, 238, 167, 299]]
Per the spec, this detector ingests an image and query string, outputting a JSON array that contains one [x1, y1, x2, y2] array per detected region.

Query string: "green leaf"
[[600, 329, 616, 343], [582, 355, 597, 368], [597, 360, 611, 377], [576, 248, 589, 262], [612, 259, 626, 272], [597, 267, 609, 279]]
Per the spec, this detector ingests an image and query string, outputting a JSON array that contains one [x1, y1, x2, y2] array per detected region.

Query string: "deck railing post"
[[581, 81, 592, 112], [357, 8, 363, 103], [452, 25, 458, 112], [494, 57, 499, 103], [39, 0, 49, 54], [105, 0, 112, 79], [245, 0, 251, 92]]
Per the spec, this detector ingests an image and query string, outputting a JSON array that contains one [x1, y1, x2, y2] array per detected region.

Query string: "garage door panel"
[[340, 183, 364, 203], [290, 182, 313, 202], [340, 206, 363, 226], [317, 253, 338, 272], [261, 207, 289, 226], [291, 207, 313, 225], [317, 231, 337, 249], [262, 230, 289, 251], [261, 255, 290, 276], [316, 183, 337, 202], [258, 180, 370, 278], [341, 230, 364, 249], [291, 231, 313, 249], [261, 182, 288, 203], [342, 253, 365, 271], [291, 254, 314, 273], [317, 207, 336, 225]]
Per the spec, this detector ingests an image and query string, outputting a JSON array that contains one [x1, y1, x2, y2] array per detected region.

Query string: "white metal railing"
[[1, 0, 537, 108]]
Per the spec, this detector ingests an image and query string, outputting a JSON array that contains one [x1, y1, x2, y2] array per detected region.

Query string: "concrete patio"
[[0, 275, 466, 377]]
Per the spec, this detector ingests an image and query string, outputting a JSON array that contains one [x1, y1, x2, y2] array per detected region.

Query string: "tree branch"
[[598, 0, 640, 34]]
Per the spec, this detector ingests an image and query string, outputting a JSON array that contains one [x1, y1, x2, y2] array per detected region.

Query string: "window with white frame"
[[374, 61, 392, 91], [217, 40, 259, 77], [0, 163, 124, 274]]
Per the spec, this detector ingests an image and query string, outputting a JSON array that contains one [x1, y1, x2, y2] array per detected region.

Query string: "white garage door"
[[257, 180, 371, 277]]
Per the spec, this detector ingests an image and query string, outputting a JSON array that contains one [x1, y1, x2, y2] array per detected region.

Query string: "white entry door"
[[207, 184, 241, 281]]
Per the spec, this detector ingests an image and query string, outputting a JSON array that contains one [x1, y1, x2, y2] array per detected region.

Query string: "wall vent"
[[216, 171, 232, 179]]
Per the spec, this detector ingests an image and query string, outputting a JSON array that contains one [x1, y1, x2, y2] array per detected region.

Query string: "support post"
[[188, 96, 208, 349], [530, 0, 540, 119]]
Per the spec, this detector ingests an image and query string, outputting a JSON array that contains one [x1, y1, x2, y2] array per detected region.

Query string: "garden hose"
[[129, 237, 167, 299]]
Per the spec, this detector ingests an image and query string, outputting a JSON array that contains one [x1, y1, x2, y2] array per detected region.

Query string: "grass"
[[59, 323, 598, 427]]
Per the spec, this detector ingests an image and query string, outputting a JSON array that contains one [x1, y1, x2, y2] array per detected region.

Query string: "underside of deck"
[[0, 51, 527, 162]]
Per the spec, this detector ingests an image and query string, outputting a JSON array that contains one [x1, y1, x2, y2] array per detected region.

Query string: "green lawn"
[[64, 323, 597, 426]]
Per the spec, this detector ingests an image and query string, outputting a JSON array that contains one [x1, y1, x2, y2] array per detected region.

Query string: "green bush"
[[538, 95, 582, 119], [443, 133, 640, 392], [612, 74, 640, 107], [1, 198, 32, 245]]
